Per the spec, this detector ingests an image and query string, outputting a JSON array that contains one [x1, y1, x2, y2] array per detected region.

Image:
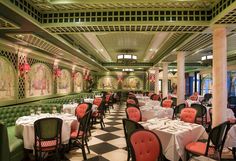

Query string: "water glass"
[[30, 109, 35, 116], [37, 107, 42, 115], [52, 106, 57, 114]]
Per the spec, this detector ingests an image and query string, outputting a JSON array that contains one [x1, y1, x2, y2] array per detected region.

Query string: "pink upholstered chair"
[[150, 94, 160, 101], [180, 108, 197, 123], [162, 99, 173, 108], [126, 107, 142, 122], [129, 129, 163, 161], [75, 103, 91, 119], [185, 121, 230, 160]]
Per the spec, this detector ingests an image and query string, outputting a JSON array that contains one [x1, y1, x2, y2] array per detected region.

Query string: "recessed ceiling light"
[[149, 49, 153, 51]]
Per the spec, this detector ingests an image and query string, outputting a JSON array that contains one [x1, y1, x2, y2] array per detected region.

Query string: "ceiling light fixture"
[[117, 54, 137, 64], [122, 69, 134, 72], [201, 55, 213, 66]]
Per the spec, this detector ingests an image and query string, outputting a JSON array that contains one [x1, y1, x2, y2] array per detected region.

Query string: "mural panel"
[[74, 72, 83, 92], [0, 57, 15, 99], [26, 63, 52, 97], [123, 76, 143, 90], [98, 76, 118, 90], [57, 69, 71, 94]]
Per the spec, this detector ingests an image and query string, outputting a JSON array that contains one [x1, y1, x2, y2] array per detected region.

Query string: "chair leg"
[[127, 148, 130, 161], [233, 147, 236, 160], [81, 145, 87, 160], [85, 139, 90, 154], [186, 151, 190, 161]]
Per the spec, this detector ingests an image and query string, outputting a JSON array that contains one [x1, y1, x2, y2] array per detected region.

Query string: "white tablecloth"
[[84, 98, 94, 104], [185, 99, 200, 107], [140, 118, 208, 161], [15, 113, 77, 150], [62, 103, 97, 115], [224, 124, 236, 147], [63, 103, 78, 115], [140, 105, 173, 120], [135, 96, 150, 102], [205, 106, 235, 122]]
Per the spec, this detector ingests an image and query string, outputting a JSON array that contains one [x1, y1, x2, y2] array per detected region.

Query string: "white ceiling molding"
[[83, 33, 112, 62], [143, 32, 170, 62]]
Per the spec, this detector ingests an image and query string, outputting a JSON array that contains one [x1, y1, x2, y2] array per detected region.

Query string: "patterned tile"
[[102, 126, 122, 132], [89, 142, 119, 154], [102, 149, 127, 161], [105, 121, 122, 126], [94, 133, 120, 142]]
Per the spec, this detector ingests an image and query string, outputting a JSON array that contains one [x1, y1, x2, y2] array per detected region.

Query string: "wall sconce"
[[72, 71, 76, 79], [19, 62, 31, 78], [149, 74, 155, 83], [54, 68, 61, 78]]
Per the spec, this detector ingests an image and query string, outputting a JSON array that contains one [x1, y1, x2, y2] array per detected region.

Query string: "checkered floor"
[[65, 102, 235, 161], [66, 103, 128, 161]]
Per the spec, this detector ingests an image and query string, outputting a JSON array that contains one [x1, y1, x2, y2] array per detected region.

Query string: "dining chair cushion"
[[185, 142, 214, 156], [180, 108, 197, 123], [70, 130, 84, 139], [130, 129, 162, 161], [162, 99, 173, 108], [126, 107, 141, 122], [75, 103, 89, 118], [35, 139, 59, 151]]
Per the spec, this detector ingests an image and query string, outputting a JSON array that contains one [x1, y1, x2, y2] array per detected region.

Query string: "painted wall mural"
[[123, 76, 143, 90], [98, 76, 118, 90], [57, 69, 71, 94], [0, 57, 15, 99], [25, 63, 52, 97], [74, 72, 83, 92]]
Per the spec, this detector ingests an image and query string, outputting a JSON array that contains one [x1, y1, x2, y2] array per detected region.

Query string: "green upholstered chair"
[[0, 122, 24, 161]]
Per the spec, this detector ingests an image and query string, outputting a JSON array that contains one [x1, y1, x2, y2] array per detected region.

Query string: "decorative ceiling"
[[0, 0, 236, 73], [29, 0, 217, 11]]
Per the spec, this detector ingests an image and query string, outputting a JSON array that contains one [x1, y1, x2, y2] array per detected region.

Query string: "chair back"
[[93, 97, 104, 110], [150, 94, 159, 101], [204, 93, 212, 101], [0, 122, 10, 161], [78, 110, 92, 137], [205, 121, 230, 156], [180, 108, 197, 123], [34, 118, 62, 151], [105, 94, 111, 103], [75, 103, 92, 119], [191, 103, 207, 118], [126, 107, 142, 122], [173, 103, 186, 119], [129, 129, 162, 161], [127, 99, 138, 108], [171, 97, 177, 107], [162, 99, 173, 108]]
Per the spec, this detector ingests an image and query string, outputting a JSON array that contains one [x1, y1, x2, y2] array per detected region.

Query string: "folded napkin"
[[148, 124, 160, 130]]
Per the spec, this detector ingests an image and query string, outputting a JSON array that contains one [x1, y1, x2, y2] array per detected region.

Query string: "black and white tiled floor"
[[65, 103, 128, 161], [65, 103, 235, 161]]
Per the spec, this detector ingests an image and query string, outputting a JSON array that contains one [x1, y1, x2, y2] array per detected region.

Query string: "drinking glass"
[[30, 109, 35, 116], [52, 106, 57, 114], [37, 107, 42, 115]]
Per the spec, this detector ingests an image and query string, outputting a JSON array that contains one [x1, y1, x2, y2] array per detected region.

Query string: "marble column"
[[154, 67, 159, 94], [162, 63, 168, 98], [212, 27, 227, 127], [177, 51, 185, 105]]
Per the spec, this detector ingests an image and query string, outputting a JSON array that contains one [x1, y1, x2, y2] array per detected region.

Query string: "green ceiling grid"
[[9, 0, 42, 23], [29, 0, 215, 11], [45, 25, 208, 33]]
